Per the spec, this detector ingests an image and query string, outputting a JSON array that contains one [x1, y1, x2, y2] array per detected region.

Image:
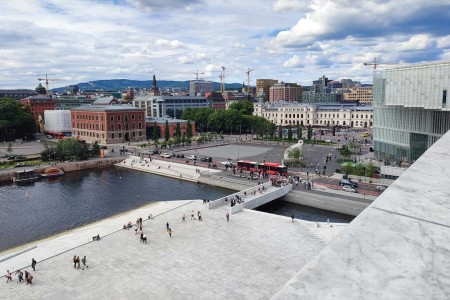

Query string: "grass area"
[[0, 159, 44, 170]]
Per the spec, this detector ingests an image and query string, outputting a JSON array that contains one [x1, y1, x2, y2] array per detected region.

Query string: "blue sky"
[[1, 0, 449, 89]]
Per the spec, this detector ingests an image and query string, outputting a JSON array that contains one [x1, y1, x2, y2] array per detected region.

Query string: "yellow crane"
[[37, 73, 65, 93], [246, 68, 254, 96]]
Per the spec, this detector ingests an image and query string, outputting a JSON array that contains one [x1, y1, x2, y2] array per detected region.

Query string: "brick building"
[[21, 83, 56, 119], [70, 105, 146, 144], [269, 82, 303, 102]]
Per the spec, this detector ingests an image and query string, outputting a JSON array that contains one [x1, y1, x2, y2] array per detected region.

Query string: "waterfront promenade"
[[1, 198, 344, 299]]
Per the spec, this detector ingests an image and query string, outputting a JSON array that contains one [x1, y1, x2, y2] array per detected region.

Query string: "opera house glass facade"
[[373, 62, 450, 161]]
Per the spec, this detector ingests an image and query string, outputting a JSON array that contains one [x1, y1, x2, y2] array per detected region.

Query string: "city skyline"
[[1, 0, 449, 89]]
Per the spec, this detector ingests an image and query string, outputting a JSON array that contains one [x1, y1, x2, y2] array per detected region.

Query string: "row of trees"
[[40, 139, 100, 161], [0, 98, 36, 141], [181, 101, 275, 138]]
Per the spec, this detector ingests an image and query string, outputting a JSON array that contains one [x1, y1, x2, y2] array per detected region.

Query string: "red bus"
[[237, 160, 258, 171], [46, 131, 65, 139], [258, 162, 288, 176]]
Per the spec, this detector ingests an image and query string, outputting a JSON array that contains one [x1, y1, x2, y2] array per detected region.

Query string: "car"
[[160, 153, 172, 158], [362, 132, 370, 137], [376, 185, 388, 193], [201, 156, 212, 162], [15, 163, 32, 168], [339, 179, 358, 188], [168, 152, 176, 157], [342, 186, 357, 193], [46, 135, 54, 139], [176, 153, 185, 158], [187, 154, 197, 160], [147, 150, 156, 155]]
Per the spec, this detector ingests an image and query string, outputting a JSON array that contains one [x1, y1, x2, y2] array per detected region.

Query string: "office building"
[[269, 82, 303, 102], [373, 61, 450, 161], [256, 79, 278, 102]]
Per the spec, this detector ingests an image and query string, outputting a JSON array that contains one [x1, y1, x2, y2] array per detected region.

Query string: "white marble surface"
[[272, 131, 450, 300]]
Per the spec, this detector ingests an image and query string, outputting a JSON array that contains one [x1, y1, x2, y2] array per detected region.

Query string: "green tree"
[[6, 142, 13, 156], [307, 125, 313, 141], [228, 100, 254, 115], [185, 137, 192, 145], [287, 126, 292, 141], [92, 141, 100, 156], [175, 122, 181, 137], [354, 163, 365, 176], [342, 164, 354, 175], [0, 98, 36, 141], [297, 126, 302, 140], [186, 120, 193, 138], [278, 126, 283, 140], [366, 161, 376, 178], [152, 122, 159, 141], [339, 144, 352, 157], [286, 148, 302, 166], [164, 120, 170, 141]]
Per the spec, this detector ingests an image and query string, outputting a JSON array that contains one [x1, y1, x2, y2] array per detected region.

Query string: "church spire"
[[149, 74, 160, 96]]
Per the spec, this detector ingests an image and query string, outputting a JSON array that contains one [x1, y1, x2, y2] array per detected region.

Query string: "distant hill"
[[52, 79, 243, 93]]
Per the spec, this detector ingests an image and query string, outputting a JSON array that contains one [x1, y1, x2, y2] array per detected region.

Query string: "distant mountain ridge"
[[52, 79, 243, 93]]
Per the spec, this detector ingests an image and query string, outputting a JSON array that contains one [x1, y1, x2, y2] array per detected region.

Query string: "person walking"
[[143, 233, 147, 244], [168, 228, 172, 238], [191, 210, 195, 220], [76, 256, 81, 269], [166, 222, 170, 231], [198, 211, 202, 221], [140, 232, 144, 243], [226, 212, 230, 222], [182, 214, 186, 222], [82, 256, 88, 270], [291, 213, 295, 223], [6, 270, 12, 283], [73, 255, 77, 269], [31, 258, 37, 271]]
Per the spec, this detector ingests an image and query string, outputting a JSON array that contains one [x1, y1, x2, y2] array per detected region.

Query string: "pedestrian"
[[166, 222, 170, 231], [6, 270, 12, 283], [198, 211, 202, 221], [134, 224, 138, 235], [82, 256, 89, 270], [25, 271, 33, 285], [226, 212, 230, 222], [291, 213, 295, 223], [191, 210, 195, 220], [143, 233, 147, 243], [76, 256, 81, 269], [140, 232, 144, 243], [182, 214, 186, 222], [168, 228, 172, 238], [31, 258, 37, 271], [73, 255, 77, 269]]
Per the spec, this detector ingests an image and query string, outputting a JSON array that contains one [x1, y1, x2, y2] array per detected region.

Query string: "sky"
[[1, 0, 450, 89]]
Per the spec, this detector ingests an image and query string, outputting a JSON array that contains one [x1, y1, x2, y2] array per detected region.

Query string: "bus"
[[46, 131, 65, 139], [258, 162, 288, 176], [237, 160, 258, 171]]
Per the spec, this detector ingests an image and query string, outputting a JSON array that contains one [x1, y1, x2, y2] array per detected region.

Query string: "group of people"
[[72, 255, 89, 270], [6, 258, 36, 285]]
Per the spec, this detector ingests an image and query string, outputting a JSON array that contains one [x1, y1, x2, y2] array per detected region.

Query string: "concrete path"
[[1, 199, 345, 299]]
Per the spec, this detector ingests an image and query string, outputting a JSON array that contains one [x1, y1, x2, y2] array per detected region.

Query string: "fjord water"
[[0, 167, 232, 251]]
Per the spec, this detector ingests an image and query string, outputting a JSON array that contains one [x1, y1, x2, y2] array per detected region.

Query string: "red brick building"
[[146, 117, 196, 140], [21, 84, 56, 120], [70, 105, 146, 144]]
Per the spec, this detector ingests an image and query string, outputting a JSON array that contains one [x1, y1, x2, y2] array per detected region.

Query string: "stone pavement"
[[1, 199, 344, 299]]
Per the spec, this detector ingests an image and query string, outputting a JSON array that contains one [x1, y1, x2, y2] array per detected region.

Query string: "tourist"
[[140, 232, 144, 243], [182, 214, 186, 222], [73, 255, 77, 269], [142, 233, 147, 243], [24, 271, 33, 285], [6, 270, 12, 283], [134, 224, 138, 235], [82, 256, 88, 270], [191, 210, 195, 220], [291, 213, 295, 223], [15, 270, 23, 284], [226, 212, 230, 222], [198, 211, 202, 221], [31, 258, 37, 271], [168, 228, 172, 238], [92, 234, 100, 241], [77, 256, 81, 269], [166, 222, 170, 231]]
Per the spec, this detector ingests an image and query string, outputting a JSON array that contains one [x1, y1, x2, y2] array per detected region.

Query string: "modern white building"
[[254, 101, 373, 128], [44, 110, 71, 133], [373, 61, 450, 161], [133, 95, 209, 119]]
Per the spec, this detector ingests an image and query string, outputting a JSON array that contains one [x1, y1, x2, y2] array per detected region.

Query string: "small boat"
[[12, 169, 40, 184], [41, 167, 65, 178]]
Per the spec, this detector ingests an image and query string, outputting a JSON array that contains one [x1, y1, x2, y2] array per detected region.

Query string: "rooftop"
[[70, 105, 145, 112]]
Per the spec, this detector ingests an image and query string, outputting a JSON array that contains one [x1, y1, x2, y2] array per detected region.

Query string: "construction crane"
[[219, 66, 226, 93], [193, 70, 205, 80], [37, 73, 65, 93], [245, 68, 254, 97], [363, 57, 399, 70]]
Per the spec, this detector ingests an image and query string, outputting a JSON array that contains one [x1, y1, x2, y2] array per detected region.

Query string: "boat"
[[12, 169, 40, 184], [41, 167, 65, 178]]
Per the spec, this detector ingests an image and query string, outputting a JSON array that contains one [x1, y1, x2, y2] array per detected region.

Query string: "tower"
[[149, 74, 160, 96]]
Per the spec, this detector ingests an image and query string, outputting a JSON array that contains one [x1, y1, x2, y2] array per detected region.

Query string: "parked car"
[[342, 186, 357, 193], [147, 150, 156, 155], [176, 153, 185, 158], [187, 154, 197, 160], [160, 153, 172, 158], [339, 179, 358, 188], [201, 156, 213, 162], [376, 185, 388, 193], [168, 152, 176, 157]]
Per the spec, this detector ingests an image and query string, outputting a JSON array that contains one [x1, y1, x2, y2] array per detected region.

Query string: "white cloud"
[[397, 34, 434, 51], [231, 42, 246, 48], [127, 0, 203, 11], [273, 0, 309, 12], [436, 35, 450, 49], [177, 53, 208, 64], [283, 55, 304, 68], [155, 39, 186, 49]]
